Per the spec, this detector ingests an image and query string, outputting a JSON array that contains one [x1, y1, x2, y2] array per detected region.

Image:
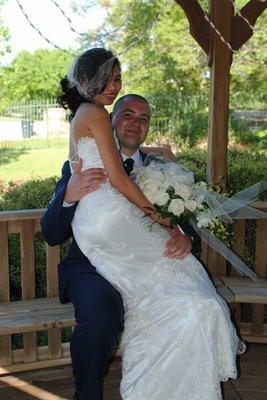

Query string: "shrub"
[[0, 176, 58, 210], [148, 94, 208, 148], [229, 111, 267, 149], [177, 148, 267, 195], [0, 176, 72, 347]]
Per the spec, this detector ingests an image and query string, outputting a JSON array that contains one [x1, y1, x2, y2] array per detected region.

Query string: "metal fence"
[[0, 99, 68, 145], [0, 97, 266, 149]]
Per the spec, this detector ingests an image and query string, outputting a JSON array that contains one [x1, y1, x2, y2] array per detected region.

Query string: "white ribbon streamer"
[[190, 181, 267, 282]]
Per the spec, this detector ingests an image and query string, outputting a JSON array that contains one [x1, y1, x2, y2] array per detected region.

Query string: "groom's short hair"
[[112, 94, 150, 118]]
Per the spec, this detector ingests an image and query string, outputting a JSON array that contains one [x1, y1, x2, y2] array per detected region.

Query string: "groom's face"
[[113, 98, 151, 153]]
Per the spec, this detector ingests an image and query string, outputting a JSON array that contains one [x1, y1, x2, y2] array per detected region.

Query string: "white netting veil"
[[67, 48, 119, 100]]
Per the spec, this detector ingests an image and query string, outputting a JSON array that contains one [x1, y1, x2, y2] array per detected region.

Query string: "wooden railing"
[[0, 203, 266, 373], [202, 201, 267, 343], [0, 209, 72, 373]]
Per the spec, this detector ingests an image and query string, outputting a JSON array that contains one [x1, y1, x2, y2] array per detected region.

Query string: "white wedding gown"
[[72, 137, 239, 400]]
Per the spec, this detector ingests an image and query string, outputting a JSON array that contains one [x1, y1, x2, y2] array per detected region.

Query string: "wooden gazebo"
[[176, 0, 266, 187], [0, 1, 266, 399]]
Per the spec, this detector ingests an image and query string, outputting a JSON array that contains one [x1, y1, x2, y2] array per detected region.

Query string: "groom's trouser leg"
[[67, 272, 124, 400]]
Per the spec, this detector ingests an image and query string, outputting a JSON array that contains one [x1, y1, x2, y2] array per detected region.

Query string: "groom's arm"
[[41, 159, 107, 246], [180, 221, 200, 245], [41, 161, 77, 245]]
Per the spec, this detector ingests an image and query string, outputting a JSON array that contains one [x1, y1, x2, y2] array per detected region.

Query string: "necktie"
[[123, 158, 135, 175]]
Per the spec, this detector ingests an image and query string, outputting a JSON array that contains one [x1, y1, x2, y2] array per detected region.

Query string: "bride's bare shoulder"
[[71, 103, 110, 141], [76, 103, 109, 120]]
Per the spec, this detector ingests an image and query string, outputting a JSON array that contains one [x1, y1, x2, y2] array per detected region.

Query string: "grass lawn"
[[1, 147, 68, 183]]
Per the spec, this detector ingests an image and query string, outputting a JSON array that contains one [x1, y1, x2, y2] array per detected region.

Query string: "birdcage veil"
[[67, 48, 119, 100]]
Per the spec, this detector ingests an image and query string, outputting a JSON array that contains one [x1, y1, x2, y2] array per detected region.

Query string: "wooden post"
[[207, 0, 234, 189]]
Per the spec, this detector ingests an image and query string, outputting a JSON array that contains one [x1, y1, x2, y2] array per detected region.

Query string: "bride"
[[59, 48, 243, 400]]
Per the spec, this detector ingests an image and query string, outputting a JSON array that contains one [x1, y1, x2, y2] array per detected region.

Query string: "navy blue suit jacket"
[[41, 151, 197, 303]]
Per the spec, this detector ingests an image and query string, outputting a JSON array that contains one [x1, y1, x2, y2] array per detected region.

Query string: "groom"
[[41, 94, 193, 400]]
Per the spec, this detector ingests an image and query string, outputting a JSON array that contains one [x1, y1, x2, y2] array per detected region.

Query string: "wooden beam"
[[207, 0, 234, 188], [174, 0, 210, 55], [233, 0, 267, 51]]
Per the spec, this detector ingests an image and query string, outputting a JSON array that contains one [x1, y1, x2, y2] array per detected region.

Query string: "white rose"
[[168, 199, 185, 216], [144, 185, 169, 206], [154, 190, 170, 206], [184, 199, 197, 212], [174, 183, 191, 199], [142, 181, 161, 195]]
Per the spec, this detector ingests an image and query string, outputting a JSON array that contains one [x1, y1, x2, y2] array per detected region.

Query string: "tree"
[[74, 0, 266, 106], [230, 10, 267, 109], [0, 48, 72, 102], [0, 0, 11, 58], [75, 0, 210, 146], [79, 0, 209, 97]]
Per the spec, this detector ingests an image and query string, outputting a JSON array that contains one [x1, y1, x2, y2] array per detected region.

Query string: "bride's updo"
[[58, 48, 120, 120]]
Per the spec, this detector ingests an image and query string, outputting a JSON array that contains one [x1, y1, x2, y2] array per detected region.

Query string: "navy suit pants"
[[66, 272, 124, 400]]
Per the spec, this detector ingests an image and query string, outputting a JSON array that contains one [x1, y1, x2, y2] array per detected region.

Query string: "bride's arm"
[[74, 105, 170, 226]]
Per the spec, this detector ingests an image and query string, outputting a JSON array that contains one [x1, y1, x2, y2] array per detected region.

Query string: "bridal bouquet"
[[133, 160, 267, 281], [134, 161, 232, 244]]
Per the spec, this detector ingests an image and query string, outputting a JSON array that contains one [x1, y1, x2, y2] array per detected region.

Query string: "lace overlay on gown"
[[72, 137, 239, 400]]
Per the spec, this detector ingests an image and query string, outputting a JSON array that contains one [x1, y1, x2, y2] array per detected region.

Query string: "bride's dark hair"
[[58, 48, 120, 121]]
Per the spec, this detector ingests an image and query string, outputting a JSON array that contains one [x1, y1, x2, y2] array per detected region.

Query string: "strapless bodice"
[[76, 135, 120, 171], [77, 137, 104, 171]]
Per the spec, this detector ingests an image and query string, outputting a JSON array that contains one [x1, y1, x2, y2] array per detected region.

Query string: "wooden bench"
[[202, 201, 267, 344], [214, 276, 267, 343], [0, 203, 266, 374], [0, 297, 74, 335], [0, 209, 75, 374]]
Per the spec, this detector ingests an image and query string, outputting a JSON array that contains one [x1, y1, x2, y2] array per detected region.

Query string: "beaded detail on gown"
[[72, 137, 239, 400]]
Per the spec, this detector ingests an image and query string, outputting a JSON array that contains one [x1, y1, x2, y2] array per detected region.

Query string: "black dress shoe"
[[73, 393, 78, 400]]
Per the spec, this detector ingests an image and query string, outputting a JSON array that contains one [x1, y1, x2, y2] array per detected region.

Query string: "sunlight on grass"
[[0, 148, 68, 183]]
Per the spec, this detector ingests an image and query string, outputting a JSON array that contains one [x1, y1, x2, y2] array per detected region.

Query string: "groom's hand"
[[64, 158, 107, 204], [164, 227, 192, 259]]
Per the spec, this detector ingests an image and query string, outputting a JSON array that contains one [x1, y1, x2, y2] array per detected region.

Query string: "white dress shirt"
[[121, 149, 143, 167]]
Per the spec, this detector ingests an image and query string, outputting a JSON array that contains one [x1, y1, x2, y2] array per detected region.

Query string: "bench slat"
[[0, 310, 75, 335], [216, 276, 267, 304], [0, 222, 12, 366], [220, 276, 267, 288], [21, 220, 37, 363], [0, 298, 74, 336], [0, 297, 67, 315], [46, 245, 62, 360], [230, 287, 267, 304]]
